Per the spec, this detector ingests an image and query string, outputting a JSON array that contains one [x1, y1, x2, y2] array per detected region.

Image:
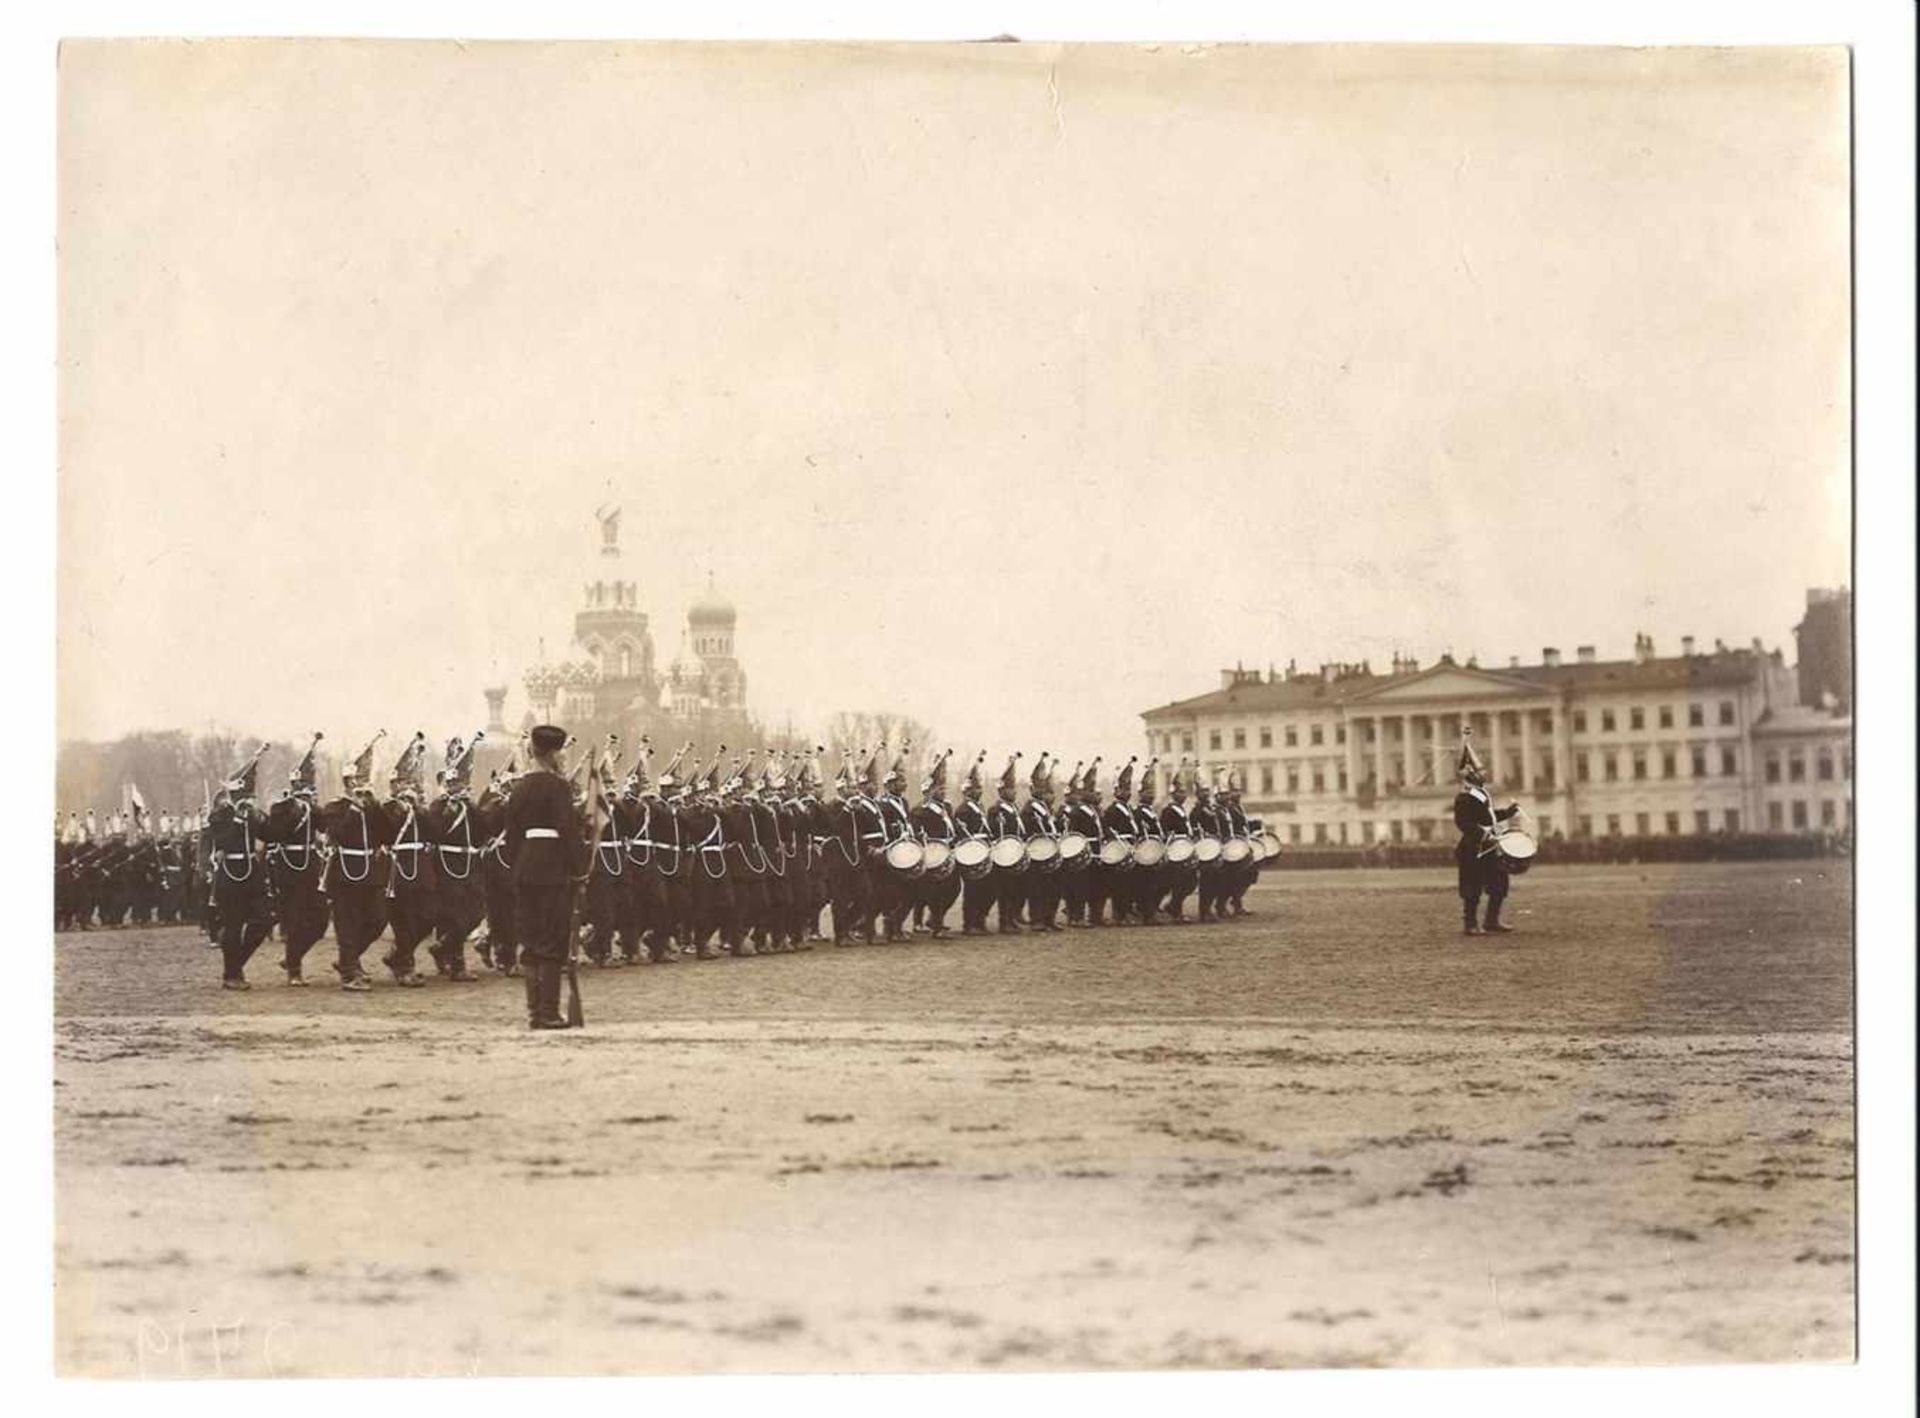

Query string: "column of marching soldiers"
[[54, 728, 1284, 992]]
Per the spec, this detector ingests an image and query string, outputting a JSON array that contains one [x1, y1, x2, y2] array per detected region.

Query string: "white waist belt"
[[337, 847, 372, 856], [524, 828, 560, 839]]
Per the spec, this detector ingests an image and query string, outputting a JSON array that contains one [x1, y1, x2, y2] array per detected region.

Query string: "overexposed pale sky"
[[57, 40, 1850, 753]]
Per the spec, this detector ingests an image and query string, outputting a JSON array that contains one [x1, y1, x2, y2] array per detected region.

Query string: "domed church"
[[502, 508, 757, 753]]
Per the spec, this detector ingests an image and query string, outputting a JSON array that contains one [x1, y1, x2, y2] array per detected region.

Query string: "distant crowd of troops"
[[55, 730, 1279, 991]]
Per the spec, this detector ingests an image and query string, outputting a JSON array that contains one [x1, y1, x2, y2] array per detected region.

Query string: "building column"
[[1401, 715, 1417, 787], [1344, 716, 1362, 797], [1520, 708, 1536, 791], [1552, 702, 1572, 817], [1488, 710, 1504, 787], [1372, 716, 1387, 791]]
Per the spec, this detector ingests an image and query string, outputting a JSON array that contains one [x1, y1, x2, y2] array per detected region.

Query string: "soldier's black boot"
[[1484, 901, 1514, 934], [1462, 899, 1483, 935], [523, 966, 542, 1028], [531, 959, 569, 1029]]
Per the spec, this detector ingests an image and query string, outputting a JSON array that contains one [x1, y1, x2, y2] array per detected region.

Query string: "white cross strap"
[[524, 827, 560, 839]]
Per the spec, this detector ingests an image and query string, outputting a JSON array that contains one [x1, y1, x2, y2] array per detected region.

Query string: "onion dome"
[[688, 573, 736, 629]]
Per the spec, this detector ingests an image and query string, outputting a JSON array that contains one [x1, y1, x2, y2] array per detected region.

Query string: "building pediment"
[[1347, 665, 1542, 704]]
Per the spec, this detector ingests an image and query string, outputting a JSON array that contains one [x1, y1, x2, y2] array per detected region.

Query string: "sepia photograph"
[[38, 19, 1898, 1392]]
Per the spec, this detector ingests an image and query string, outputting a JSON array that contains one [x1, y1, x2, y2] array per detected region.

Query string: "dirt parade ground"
[[53, 861, 1853, 1376]]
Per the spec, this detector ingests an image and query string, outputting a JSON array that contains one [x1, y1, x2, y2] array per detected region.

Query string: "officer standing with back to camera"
[[505, 724, 585, 1029]]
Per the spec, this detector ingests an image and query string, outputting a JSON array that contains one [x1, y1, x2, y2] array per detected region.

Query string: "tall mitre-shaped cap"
[[290, 733, 322, 792], [1081, 757, 1103, 796], [1114, 756, 1137, 797], [227, 749, 262, 801], [390, 732, 428, 793], [963, 751, 986, 791], [1458, 727, 1486, 781], [999, 752, 1022, 793], [1030, 751, 1053, 795], [921, 749, 952, 795]]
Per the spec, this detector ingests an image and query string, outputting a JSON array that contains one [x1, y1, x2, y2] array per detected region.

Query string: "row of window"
[[1576, 746, 1741, 783], [1160, 699, 1747, 757], [1763, 748, 1851, 783], [1572, 701, 1738, 733]]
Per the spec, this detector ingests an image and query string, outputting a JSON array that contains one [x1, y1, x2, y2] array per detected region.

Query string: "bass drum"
[[1164, 837, 1196, 865], [1194, 836, 1224, 863], [1258, 831, 1283, 860], [885, 838, 925, 874], [1222, 837, 1253, 863], [921, 839, 954, 878], [1098, 838, 1132, 868], [1026, 836, 1060, 871], [1494, 829, 1538, 875], [1057, 832, 1090, 870], [954, 838, 993, 879], [1132, 837, 1167, 867], [989, 836, 1028, 870]]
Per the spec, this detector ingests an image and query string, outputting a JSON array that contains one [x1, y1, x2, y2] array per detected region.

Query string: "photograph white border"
[[6, 4, 1911, 1416]]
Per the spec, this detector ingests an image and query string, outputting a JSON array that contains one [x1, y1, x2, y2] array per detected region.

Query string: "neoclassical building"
[[504, 509, 755, 751], [1141, 600, 1852, 846]]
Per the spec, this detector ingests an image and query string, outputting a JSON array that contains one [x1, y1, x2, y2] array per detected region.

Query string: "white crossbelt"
[[524, 827, 560, 839]]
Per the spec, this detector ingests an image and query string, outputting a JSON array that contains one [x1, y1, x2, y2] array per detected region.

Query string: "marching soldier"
[[614, 742, 667, 964], [986, 754, 1027, 935], [842, 750, 890, 945], [911, 750, 962, 939], [1100, 757, 1141, 925], [950, 753, 995, 936], [1061, 760, 1105, 928], [1220, 772, 1258, 917], [1190, 770, 1226, 923], [475, 758, 519, 975], [646, 745, 695, 961], [1132, 759, 1169, 925], [317, 734, 393, 991], [685, 750, 740, 958], [874, 748, 917, 942], [504, 724, 584, 1029], [207, 747, 273, 989], [1021, 754, 1064, 934], [1454, 731, 1521, 936], [263, 735, 330, 985], [379, 733, 438, 987], [1158, 760, 1200, 925], [426, 733, 489, 981], [580, 737, 628, 966]]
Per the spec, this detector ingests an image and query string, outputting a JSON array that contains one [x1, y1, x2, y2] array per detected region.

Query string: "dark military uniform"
[[952, 794, 995, 935], [986, 795, 1026, 933], [317, 789, 391, 986], [263, 794, 330, 981], [379, 793, 439, 984], [1158, 797, 1199, 923], [426, 791, 488, 979], [208, 800, 272, 985], [504, 759, 585, 1028], [911, 794, 963, 937], [1454, 784, 1520, 933], [1021, 797, 1063, 933]]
